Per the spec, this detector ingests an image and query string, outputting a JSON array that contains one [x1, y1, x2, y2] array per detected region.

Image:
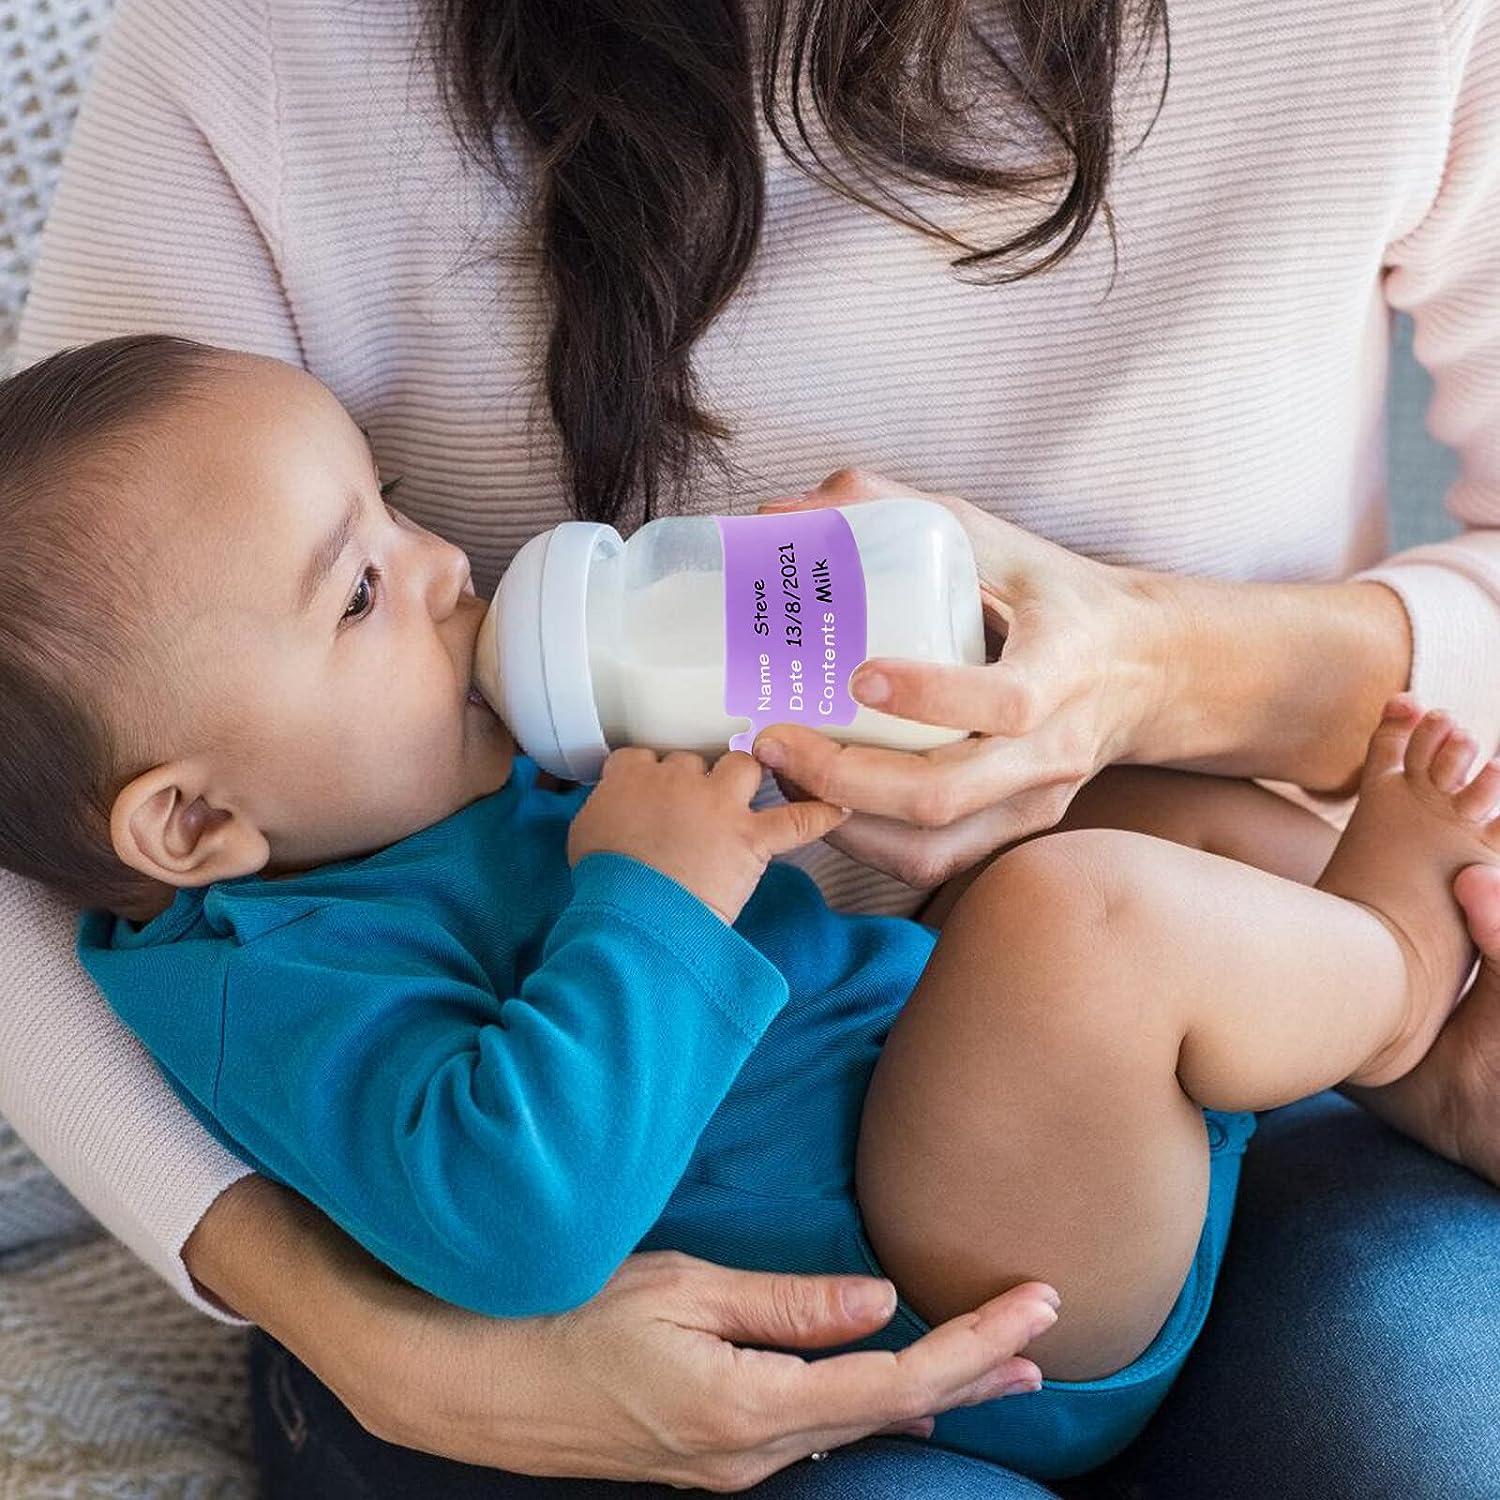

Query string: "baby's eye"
[[342, 565, 381, 624]]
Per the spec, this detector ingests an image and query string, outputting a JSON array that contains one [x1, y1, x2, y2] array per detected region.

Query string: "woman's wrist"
[[1123, 569, 1412, 793]]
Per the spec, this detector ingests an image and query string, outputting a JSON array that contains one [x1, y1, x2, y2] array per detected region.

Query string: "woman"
[[5, 0, 1500, 1493]]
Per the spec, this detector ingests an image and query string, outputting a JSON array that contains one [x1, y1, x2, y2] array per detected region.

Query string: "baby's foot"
[[1315, 695, 1500, 1088], [1359, 864, 1500, 1184]]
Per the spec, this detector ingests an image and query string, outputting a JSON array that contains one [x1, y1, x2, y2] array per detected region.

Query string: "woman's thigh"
[[249, 1331, 1059, 1499], [1090, 1091, 1500, 1499]]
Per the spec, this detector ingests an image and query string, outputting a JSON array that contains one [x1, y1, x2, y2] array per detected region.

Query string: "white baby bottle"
[[473, 497, 986, 781]]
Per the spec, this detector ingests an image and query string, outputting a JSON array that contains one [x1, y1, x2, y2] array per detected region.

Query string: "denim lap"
[[250, 1091, 1500, 1499], [1091, 1092, 1500, 1499]]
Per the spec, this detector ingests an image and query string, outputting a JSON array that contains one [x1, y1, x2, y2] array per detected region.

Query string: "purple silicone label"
[[716, 509, 867, 753]]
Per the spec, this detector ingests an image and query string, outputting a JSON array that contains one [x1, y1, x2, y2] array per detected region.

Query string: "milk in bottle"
[[473, 498, 986, 781]]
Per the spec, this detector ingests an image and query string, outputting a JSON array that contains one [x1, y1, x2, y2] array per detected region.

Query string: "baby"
[[4, 334, 1498, 1481]]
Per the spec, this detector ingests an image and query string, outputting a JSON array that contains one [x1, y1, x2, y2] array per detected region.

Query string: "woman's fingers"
[[752, 731, 976, 827], [760, 469, 1052, 596], [850, 658, 1058, 738], [743, 1281, 1059, 1445], [671, 1260, 1056, 1424], [850, 592, 1077, 737], [685, 1263, 902, 1348], [762, 726, 1089, 884], [674, 1278, 1058, 1487], [817, 804, 1027, 889], [811, 770, 1087, 887], [758, 466, 919, 514], [877, 1417, 938, 1438], [753, 726, 1058, 830], [755, 1353, 1035, 1468]]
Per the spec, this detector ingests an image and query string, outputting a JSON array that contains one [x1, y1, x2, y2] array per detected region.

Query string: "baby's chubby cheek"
[[274, 742, 466, 861], [228, 669, 502, 858], [347, 708, 499, 825], [336, 719, 464, 808]]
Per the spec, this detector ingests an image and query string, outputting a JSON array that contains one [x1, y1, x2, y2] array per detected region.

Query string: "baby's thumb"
[[756, 798, 852, 855]]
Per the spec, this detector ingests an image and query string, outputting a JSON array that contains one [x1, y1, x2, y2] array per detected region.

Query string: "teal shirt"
[[78, 756, 935, 1316]]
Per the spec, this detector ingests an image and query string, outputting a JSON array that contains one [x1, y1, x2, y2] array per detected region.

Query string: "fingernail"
[[977, 1295, 1056, 1336], [1039, 1287, 1062, 1310], [852, 670, 889, 707], [754, 737, 786, 771], [1026, 1305, 1059, 1340], [842, 1280, 897, 1321]]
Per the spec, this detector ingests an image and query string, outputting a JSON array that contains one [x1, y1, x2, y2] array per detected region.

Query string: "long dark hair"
[[424, 0, 1169, 527]]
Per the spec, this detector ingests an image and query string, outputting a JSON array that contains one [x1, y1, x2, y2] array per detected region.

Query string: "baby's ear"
[[109, 763, 269, 888]]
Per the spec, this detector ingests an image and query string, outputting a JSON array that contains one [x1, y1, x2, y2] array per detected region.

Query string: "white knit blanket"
[[0, 1236, 252, 1498], [1, 2, 253, 1491]]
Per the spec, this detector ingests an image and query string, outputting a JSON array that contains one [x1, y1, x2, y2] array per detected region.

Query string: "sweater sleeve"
[[1360, 0, 1500, 753], [1, 0, 295, 1318], [193, 856, 788, 1318]]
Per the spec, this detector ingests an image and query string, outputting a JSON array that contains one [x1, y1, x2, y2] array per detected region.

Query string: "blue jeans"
[[250, 1095, 1500, 1498]]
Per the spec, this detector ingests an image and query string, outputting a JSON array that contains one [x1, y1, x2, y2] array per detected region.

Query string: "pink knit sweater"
[[5, 0, 1499, 1313]]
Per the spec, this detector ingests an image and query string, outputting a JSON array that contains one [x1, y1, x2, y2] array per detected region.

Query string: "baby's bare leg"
[[918, 766, 1338, 929], [857, 701, 1498, 1381], [859, 828, 1414, 1380], [1059, 766, 1338, 882]]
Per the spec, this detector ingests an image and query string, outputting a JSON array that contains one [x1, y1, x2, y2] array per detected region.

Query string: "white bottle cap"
[[473, 521, 620, 782]]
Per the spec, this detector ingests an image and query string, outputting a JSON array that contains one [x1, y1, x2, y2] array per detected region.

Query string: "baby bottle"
[[473, 497, 986, 781]]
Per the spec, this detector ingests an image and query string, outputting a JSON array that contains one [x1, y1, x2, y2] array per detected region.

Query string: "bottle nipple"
[[472, 589, 504, 714]]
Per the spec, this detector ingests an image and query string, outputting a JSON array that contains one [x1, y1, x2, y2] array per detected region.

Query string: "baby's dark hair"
[[0, 333, 230, 913]]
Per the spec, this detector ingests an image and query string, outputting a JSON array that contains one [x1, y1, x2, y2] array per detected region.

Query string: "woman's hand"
[[750, 469, 1169, 887], [751, 468, 1412, 887], [187, 1176, 1058, 1491]]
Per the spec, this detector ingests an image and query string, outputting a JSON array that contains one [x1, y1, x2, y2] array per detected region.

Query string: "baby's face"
[[120, 352, 513, 885]]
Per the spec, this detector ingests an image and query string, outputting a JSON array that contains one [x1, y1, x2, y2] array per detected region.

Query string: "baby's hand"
[[567, 749, 850, 923]]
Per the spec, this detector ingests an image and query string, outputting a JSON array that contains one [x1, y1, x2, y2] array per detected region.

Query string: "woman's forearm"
[[1127, 573, 1413, 794], [183, 1174, 416, 1382], [182, 1173, 490, 1453], [184, 1174, 549, 1461]]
